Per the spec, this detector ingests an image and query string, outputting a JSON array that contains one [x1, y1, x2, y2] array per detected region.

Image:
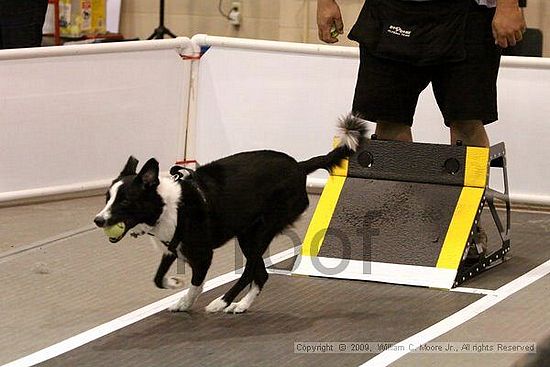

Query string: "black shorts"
[[352, 1, 501, 126], [0, 0, 48, 49]]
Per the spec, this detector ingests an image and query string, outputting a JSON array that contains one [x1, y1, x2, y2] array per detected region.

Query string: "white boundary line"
[[267, 268, 293, 276], [359, 258, 550, 367], [450, 287, 498, 297], [2, 246, 299, 367]]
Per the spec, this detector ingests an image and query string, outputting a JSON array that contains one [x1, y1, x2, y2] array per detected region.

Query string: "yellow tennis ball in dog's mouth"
[[104, 222, 126, 241]]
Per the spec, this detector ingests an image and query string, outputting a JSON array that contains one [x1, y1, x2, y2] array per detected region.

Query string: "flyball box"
[[293, 139, 511, 289]]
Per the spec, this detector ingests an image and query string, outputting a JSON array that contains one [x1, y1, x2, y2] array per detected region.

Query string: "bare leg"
[[375, 121, 413, 142], [449, 120, 490, 147]]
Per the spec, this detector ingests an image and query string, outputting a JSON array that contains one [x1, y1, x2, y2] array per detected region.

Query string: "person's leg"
[[449, 120, 489, 147], [375, 121, 413, 142], [432, 2, 500, 147], [352, 46, 429, 140], [433, 3, 499, 260]]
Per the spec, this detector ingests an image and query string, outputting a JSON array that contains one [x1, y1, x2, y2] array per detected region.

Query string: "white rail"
[[2, 35, 549, 206], [0, 37, 196, 60], [192, 34, 550, 69]]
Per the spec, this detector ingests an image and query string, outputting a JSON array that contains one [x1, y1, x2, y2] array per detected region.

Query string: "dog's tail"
[[298, 114, 369, 175]]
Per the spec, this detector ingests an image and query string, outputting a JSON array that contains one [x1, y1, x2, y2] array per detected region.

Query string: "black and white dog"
[[93, 115, 367, 313]]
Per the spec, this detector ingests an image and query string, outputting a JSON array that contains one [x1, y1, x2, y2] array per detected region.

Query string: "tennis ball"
[[104, 222, 126, 240], [330, 25, 340, 39]]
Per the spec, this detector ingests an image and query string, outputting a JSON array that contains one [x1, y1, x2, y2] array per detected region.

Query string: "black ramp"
[[293, 140, 495, 289], [39, 275, 481, 367], [347, 140, 468, 186], [317, 178, 461, 266]]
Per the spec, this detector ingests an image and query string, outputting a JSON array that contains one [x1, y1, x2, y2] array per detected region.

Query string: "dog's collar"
[[170, 165, 208, 206], [161, 238, 178, 252], [170, 165, 194, 181]]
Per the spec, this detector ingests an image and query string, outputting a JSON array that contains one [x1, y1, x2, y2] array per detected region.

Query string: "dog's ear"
[[136, 158, 160, 188], [120, 156, 139, 177]]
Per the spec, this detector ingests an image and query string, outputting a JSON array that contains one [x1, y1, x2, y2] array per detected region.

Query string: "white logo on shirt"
[[388, 25, 412, 37]]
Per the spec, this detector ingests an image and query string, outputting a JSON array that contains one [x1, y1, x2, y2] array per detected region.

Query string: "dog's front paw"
[[162, 276, 185, 289], [205, 296, 228, 313], [168, 296, 193, 312], [223, 302, 248, 314]]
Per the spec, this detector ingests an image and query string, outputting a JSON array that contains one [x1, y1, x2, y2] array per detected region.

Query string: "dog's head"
[[94, 156, 164, 243]]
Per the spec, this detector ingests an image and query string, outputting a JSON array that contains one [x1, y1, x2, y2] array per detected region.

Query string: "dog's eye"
[[120, 200, 131, 207]]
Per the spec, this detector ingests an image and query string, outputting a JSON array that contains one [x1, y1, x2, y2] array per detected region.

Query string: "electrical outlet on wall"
[[228, 1, 242, 27]]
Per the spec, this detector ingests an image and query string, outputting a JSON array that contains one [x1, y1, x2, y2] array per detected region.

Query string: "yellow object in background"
[[92, 0, 107, 35], [59, 0, 106, 37]]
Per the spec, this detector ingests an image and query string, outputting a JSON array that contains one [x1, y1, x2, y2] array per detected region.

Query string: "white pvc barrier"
[[190, 35, 360, 188], [191, 35, 550, 206], [0, 38, 197, 203], [2, 35, 548, 206]]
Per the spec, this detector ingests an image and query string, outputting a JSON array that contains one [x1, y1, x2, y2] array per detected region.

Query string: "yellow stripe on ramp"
[[331, 157, 348, 177], [301, 158, 348, 257], [436, 187, 484, 270], [464, 147, 489, 188]]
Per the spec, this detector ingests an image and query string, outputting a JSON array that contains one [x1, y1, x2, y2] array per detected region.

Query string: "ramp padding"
[[293, 140, 490, 289]]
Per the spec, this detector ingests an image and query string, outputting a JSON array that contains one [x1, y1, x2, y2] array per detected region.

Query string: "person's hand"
[[317, 0, 344, 43], [492, 1, 526, 48]]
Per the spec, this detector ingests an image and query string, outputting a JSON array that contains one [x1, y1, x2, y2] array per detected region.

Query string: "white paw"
[[162, 276, 185, 289], [205, 296, 228, 313], [223, 301, 248, 314], [168, 296, 193, 312]]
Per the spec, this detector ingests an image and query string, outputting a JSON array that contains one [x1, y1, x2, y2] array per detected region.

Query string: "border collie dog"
[[94, 115, 367, 313]]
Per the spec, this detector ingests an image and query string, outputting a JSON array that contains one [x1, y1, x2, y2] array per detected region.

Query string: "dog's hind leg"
[[224, 192, 308, 314], [205, 259, 255, 313], [169, 251, 212, 312], [223, 258, 268, 314], [205, 231, 263, 313], [222, 227, 275, 314]]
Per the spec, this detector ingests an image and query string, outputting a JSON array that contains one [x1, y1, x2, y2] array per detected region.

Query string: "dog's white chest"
[[152, 178, 181, 242]]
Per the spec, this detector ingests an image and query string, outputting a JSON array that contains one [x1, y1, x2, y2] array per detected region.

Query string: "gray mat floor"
[[1, 195, 549, 367], [0, 195, 316, 365], [37, 275, 482, 367]]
